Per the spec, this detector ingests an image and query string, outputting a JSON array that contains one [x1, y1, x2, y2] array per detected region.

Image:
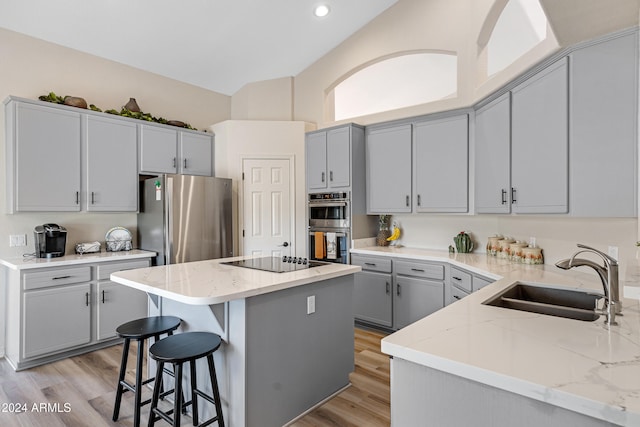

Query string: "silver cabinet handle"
[[75, 191, 79, 205], [184, 158, 187, 169], [417, 194, 421, 206], [91, 191, 95, 205], [453, 295, 461, 300], [453, 276, 462, 281], [364, 262, 377, 266], [411, 268, 425, 273], [397, 283, 401, 296], [321, 172, 325, 183], [53, 275, 72, 280], [406, 195, 410, 207], [329, 171, 333, 181], [173, 157, 177, 168], [85, 292, 90, 307], [501, 189, 507, 205], [101, 290, 105, 304], [511, 187, 517, 204], [386, 282, 390, 295]]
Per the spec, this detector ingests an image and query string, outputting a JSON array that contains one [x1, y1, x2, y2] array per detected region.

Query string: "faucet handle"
[[576, 243, 618, 266]]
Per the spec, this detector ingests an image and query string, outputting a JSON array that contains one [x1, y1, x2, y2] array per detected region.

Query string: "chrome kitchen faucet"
[[555, 244, 620, 326]]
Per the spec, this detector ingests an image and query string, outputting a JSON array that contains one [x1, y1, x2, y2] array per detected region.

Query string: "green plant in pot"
[[454, 231, 474, 253]]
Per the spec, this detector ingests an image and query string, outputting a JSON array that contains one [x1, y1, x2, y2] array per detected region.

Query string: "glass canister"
[[522, 247, 544, 265], [509, 242, 529, 263], [487, 236, 503, 256], [497, 238, 515, 259]]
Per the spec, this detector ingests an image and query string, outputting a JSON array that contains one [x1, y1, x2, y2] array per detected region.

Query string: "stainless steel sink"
[[483, 282, 603, 322]]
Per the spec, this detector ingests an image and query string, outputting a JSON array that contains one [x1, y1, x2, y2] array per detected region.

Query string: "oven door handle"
[[309, 231, 347, 237], [308, 201, 348, 207]]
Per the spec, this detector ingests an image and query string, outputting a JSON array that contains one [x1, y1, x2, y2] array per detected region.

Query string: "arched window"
[[332, 51, 457, 121], [482, 0, 551, 77]]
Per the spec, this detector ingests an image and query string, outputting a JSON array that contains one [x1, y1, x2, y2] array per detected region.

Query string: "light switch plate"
[[9, 234, 27, 247], [307, 295, 316, 314]]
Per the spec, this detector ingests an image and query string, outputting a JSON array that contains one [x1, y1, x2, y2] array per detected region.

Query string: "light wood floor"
[[0, 327, 390, 427]]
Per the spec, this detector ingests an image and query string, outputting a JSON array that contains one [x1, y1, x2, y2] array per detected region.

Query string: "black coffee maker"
[[34, 224, 67, 258]]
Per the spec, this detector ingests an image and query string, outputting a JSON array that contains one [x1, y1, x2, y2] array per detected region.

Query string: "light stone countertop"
[[0, 249, 156, 270], [352, 246, 640, 426], [110, 256, 360, 305]]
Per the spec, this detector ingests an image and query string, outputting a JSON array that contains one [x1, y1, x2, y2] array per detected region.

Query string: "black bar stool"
[[148, 331, 225, 427], [112, 316, 182, 427]]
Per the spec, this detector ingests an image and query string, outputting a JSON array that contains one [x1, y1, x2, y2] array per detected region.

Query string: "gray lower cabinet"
[[139, 124, 214, 176], [446, 265, 494, 306], [394, 260, 445, 330], [353, 255, 444, 330], [5, 99, 81, 213], [569, 32, 638, 217], [85, 115, 138, 211], [511, 57, 568, 213], [366, 124, 413, 213], [413, 114, 469, 213], [352, 255, 393, 327], [5, 258, 151, 370]]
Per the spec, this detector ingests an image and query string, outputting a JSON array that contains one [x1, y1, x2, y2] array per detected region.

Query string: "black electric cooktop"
[[222, 256, 328, 273]]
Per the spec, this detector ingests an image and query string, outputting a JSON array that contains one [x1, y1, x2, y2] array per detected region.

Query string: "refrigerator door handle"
[[165, 176, 173, 265]]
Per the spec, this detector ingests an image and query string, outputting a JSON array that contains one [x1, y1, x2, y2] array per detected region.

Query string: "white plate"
[[105, 227, 132, 242]]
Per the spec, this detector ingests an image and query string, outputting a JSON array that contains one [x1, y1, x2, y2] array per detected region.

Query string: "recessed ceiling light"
[[314, 4, 330, 18]]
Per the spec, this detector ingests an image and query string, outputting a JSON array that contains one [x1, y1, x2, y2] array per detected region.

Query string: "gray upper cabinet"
[[305, 124, 359, 192], [366, 124, 412, 213], [306, 131, 328, 190], [179, 132, 213, 176], [139, 125, 179, 174], [511, 57, 568, 214], [139, 124, 213, 176], [569, 33, 638, 217], [475, 93, 511, 214], [85, 115, 138, 211], [413, 114, 468, 213], [5, 100, 81, 213]]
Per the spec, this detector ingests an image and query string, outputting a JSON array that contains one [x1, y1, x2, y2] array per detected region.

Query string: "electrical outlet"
[[307, 295, 316, 315], [9, 234, 27, 247], [608, 246, 619, 261]]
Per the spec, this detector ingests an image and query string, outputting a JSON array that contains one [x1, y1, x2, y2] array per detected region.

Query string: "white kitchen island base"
[[116, 261, 357, 427]]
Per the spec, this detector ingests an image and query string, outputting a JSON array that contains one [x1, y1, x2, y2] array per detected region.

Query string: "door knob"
[[279, 242, 289, 247]]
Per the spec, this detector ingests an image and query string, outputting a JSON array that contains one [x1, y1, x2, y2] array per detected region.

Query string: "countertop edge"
[[0, 250, 156, 270]]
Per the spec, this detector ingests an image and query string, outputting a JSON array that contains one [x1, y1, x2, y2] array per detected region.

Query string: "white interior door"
[[242, 158, 293, 257]]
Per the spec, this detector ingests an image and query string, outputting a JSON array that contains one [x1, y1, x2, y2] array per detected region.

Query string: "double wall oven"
[[308, 192, 350, 264]]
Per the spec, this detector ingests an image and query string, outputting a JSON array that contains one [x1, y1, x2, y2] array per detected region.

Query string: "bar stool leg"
[[133, 338, 145, 427], [173, 362, 183, 427], [190, 360, 199, 426], [148, 360, 165, 427], [207, 354, 225, 427], [112, 337, 131, 421]]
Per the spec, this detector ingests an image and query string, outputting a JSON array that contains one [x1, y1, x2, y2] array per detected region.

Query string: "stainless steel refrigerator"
[[138, 175, 233, 266]]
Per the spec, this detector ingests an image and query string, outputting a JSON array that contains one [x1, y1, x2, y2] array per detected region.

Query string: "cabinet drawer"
[[450, 267, 472, 292], [395, 260, 444, 280], [351, 255, 392, 273], [97, 259, 151, 280], [450, 284, 470, 303], [473, 276, 494, 292], [23, 266, 91, 291]]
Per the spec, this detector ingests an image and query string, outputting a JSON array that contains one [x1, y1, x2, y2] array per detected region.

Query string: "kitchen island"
[[110, 256, 360, 427], [351, 247, 640, 427]]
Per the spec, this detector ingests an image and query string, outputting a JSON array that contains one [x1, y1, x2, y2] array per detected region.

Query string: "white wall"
[[210, 120, 315, 257]]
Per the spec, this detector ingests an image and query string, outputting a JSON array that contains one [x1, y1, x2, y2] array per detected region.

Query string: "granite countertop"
[[351, 246, 640, 426], [110, 256, 360, 305], [0, 249, 156, 270]]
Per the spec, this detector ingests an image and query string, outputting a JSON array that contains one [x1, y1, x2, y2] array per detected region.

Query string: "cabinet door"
[[475, 93, 511, 213], [414, 115, 468, 213], [366, 124, 412, 213], [96, 281, 148, 341], [85, 115, 138, 211], [179, 132, 213, 176], [511, 58, 568, 213], [394, 277, 444, 330], [12, 102, 81, 212], [23, 283, 91, 358], [139, 125, 178, 174], [353, 271, 393, 327], [306, 131, 328, 190], [326, 127, 351, 189], [570, 33, 637, 217]]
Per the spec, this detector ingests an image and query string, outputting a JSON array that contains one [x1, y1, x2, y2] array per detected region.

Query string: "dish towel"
[[326, 232, 337, 260], [314, 232, 326, 259]]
